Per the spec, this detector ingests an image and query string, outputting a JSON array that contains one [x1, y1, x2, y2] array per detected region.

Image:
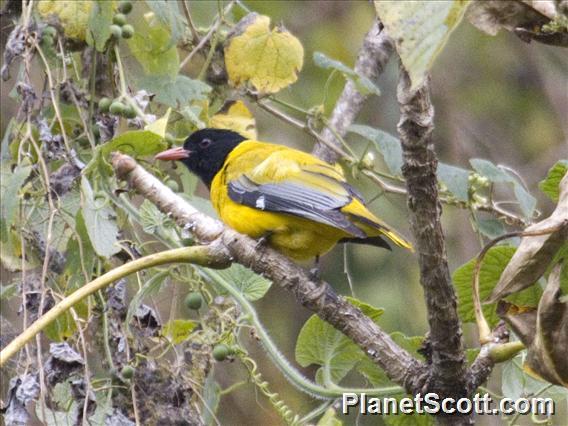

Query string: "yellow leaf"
[[145, 108, 171, 138], [374, 0, 469, 91], [37, 1, 93, 41], [224, 13, 304, 94], [209, 100, 257, 140]]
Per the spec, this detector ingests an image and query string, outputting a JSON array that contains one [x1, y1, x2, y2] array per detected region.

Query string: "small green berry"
[[41, 35, 54, 46], [98, 97, 112, 112], [121, 365, 135, 379], [43, 26, 57, 37], [113, 13, 127, 26], [109, 101, 126, 115], [212, 344, 230, 362], [110, 25, 122, 39], [121, 24, 134, 39], [118, 1, 133, 14], [123, 105, 137, 119], [184, 292, 203, 310]]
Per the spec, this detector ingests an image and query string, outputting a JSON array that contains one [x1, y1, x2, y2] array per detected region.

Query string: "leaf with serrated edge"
[[296, 298, 383, 385], [224, 13, 304, 94], [453, 246, 542, 328], [217, 263, 271, 301], [539, 160, 568, 202]]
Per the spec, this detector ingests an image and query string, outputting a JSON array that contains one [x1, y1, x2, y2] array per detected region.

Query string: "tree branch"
[[312, 20, 395, 163], [112, 153, 430, 393], [397, 69, 469, 401]]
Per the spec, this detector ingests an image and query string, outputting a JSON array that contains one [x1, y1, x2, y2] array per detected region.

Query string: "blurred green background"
[[184, 2, 567, 425], [1, 1, 566, 425]]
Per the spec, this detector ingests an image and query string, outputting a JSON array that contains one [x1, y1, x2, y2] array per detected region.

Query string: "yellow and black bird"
[[155, 129, 412, 261]]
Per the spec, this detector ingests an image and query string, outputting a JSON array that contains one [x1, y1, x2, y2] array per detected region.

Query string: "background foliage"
[[1, 1, 567, 425]]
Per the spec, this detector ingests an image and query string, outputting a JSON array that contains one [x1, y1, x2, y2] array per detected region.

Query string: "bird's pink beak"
[[155, 146, 191, 161]]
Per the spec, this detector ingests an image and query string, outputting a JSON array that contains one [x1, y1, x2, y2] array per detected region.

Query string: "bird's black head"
[[155, 128, 246, 188]]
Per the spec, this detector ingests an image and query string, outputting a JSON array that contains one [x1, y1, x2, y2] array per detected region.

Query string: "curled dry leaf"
[[498, 263, 568, 387], [487, 172, 568, 303], [466, 0, 568, 46], [209, 100, 258, 140], [224, 13, 304, 94]]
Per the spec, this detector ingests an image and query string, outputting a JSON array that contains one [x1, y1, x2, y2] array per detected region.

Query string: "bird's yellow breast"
[[209, 141, 348, 259]]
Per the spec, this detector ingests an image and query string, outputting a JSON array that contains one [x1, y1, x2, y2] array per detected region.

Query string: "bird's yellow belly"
[[218, 201, 345, 260]]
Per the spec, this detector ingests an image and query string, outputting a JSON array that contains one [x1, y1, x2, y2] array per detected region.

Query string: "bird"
[[155, 128, 412, 261]]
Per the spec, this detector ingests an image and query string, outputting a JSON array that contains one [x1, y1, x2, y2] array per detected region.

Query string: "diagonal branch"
[[396, 68, 468, 398], [312, 20, 395, 163], [112, 153, 430, 393]]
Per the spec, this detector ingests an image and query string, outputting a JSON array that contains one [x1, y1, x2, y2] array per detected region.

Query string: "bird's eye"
[[199, 138, 212, 148]]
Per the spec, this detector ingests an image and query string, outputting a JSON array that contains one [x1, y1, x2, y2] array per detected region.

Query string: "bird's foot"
[[255, 232, 273, 250], [308, 255, 321, 282]]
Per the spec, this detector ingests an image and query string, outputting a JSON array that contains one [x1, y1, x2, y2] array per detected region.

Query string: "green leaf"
[[138, 75, 211, 108], [295, 298, 384, 385], [100, 130, 167, 158], [470, 158, 513, 183], [539, 160, 568, 202], [476, 218, 506, 239], [502, 355, 568, 401], [317, 408, 342, 426], [348, 125, 402, 175], [127, 13, 179, 78], [144, 0, 185, 46], [80, 177, 120, 258], [1, 161, 32, 227], [0, 283, 17, 300], [139, 199, 169, 235], [162, 319, 198, 344], [512, 182, 536, 219], [374, 0, 469, 91], [384, 412, 434, 426], [202, 375, 221, 426], [86, 1, 113, 51], [358, 332, 424, 387], [217, 263, 272, 301], [438, 163, 470, 202], [126, 271, 169, 328], [471, 159, 536, 218], [453, 246, 542, 328], [314, 52, 381, 96], [64, 211, 96, 288]]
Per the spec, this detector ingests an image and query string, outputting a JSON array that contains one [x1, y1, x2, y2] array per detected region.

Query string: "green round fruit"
[[121, 365, 135, 379], [118, 1, 133, 14], [109, 101, 126, 115], [166, 179, 180, 192], [184, 292, 203, 310], [110, 25, 122, 39], [212, 344, 230, 362], [43, 26, 57, 38], [121, 24, 134, 39], [123, 105, 137, 119], [113, 13, 127, 26], [41, 35, 54, 45], [98, 97, 112, 112]]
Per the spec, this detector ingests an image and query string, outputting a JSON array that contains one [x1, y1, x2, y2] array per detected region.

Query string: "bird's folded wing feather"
[[226, 153, 367, 237]]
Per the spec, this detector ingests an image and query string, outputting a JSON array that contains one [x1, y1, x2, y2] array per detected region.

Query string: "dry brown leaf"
[[488, 173, 568, 303]]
